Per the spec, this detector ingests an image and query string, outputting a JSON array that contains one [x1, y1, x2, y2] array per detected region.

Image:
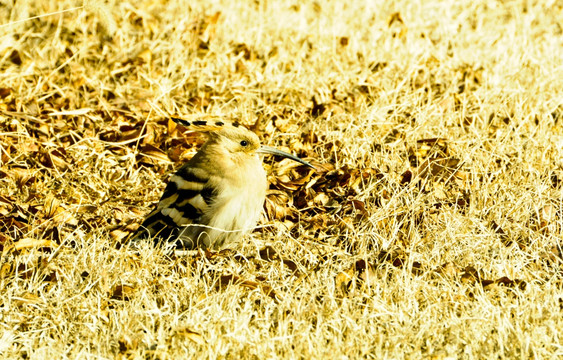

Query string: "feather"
[[131, 117, 314, 250]]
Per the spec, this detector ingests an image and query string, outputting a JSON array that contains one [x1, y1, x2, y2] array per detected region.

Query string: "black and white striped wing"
[[132, 165, 216, 248]]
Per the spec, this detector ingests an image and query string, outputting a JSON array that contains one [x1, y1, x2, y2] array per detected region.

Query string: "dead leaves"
[[1, 112, 199, 247], [39, 146, 71, 171], [207, 245, 304, 301], [0, 189, 80, 247], [263, 160, 374, 248], [459, 266, 527, 292], [218, 274, 277, 299], [335, 254, 423, 297], [161, 246, 302, 302], [0, 255, 57, 282], [396, 137, 471, 218], [335, 253, 528, 298]]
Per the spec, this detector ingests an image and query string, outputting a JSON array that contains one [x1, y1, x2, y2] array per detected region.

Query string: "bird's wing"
[[132, 164, 217, 245]]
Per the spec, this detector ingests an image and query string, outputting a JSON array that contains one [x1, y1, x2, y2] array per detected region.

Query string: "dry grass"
[[1, 0, 562, 358]]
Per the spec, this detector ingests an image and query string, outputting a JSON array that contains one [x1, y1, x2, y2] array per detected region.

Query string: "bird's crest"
[[170, 116, 244, 133]]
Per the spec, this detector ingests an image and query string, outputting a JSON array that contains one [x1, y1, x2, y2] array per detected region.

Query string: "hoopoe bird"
[[131, 117, 314, 250]]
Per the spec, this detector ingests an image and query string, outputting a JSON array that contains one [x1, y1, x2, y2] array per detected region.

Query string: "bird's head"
[[170, 116, 315, 169], [213, 126, 261, 156]]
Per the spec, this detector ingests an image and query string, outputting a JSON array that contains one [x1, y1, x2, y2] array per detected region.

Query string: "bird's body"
[[132, 117, 313, 250]]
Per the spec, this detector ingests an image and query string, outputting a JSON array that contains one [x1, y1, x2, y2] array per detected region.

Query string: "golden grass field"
[[1, 0, 562, 358]]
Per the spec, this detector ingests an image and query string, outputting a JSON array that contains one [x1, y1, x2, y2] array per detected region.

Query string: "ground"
[[0, 0, 562, 358]]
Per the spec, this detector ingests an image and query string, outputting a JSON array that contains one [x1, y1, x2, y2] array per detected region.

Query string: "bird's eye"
[[240, 140, 248, 147]]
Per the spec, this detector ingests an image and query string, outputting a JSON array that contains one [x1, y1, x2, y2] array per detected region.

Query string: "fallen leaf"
[[387, 12, 403, 26], [43, 194, 61, 218], [417, 157, 460, 180], [14, 238, 55, 250], [461, 266, 481, 285], [13, 292, 41, 307], [140, 144, 170, 165], [259, 246, 278, 261], [335, 266, 355, 295], [173, 327, 204, 345], [219, 274, 278, 299], [110, 229, 130, 242], [539, 204, 556, 229], [264, 190, 293, 219], [435, 262, 460, 278], [111, 285, 136, 300]]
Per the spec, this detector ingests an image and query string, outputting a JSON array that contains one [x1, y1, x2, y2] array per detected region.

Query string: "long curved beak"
[[257, 145, 315, 169]]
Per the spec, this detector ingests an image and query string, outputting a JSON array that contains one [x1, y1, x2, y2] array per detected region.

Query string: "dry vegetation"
[[1, 0, 562, 358]]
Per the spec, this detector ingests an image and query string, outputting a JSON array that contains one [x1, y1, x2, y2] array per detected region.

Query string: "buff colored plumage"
[[132, 117, 314, 250]]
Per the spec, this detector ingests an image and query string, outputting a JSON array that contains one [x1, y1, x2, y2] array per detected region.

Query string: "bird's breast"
[[198, 162, 267, 248], [212, 169, 267, 227]]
